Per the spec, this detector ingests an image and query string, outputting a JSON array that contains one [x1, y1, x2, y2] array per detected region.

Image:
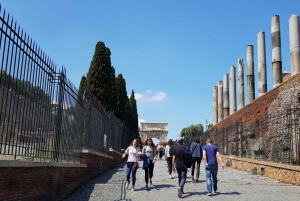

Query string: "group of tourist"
[[122, 137, 225, 198]]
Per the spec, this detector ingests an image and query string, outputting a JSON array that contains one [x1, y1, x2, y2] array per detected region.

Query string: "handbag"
[[133, 162, 139, 169]]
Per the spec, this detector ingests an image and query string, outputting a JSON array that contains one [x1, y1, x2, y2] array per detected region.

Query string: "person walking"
[[122, 139, 141, 191], [165, 139, 174, 179], [190, 137, 202, 182], [157, 142, 164, 160], [172, 137, 187, 198], [202, 138, 225, 196], [142, 138, 156, 190]]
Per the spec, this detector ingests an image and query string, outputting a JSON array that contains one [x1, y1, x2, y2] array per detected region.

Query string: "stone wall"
[[0, 149, 125, 201], [222, 155, 300, 185]]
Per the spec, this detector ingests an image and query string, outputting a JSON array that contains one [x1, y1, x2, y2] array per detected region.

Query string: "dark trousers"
[[159, 151, 163, 159], [176, 167, 187, 189], [191, 157, 202, 179], [144, 160, 154, 184], [166, 157, 172, 174]]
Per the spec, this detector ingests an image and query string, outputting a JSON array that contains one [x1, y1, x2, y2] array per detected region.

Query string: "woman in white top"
[[122, 139, 141, 191], [142, 138, 156, 190], [165, 139, 174, 178]]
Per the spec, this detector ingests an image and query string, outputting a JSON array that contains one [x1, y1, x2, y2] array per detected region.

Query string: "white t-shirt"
[[125, 146, 141, 162]]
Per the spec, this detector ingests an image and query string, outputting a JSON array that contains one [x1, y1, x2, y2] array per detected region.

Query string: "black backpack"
[[184, 146, 194, 168]]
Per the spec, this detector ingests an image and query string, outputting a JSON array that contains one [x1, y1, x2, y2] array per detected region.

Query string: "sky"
[[1, 0, 299, 143]]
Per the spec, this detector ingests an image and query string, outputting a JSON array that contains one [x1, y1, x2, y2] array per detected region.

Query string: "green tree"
[[110, 66, 116, 113], [208, 124, 213, 129], [180, 123, 203, 138], [85, 41, 111, 111], [115, 74, 127, 122], [129, 90, 139, 134]]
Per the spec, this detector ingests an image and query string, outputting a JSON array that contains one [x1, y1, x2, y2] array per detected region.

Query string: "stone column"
[[247, 45, 255, 103], [230, 65, 236, 114], [218, 81, 223, 122], [238, 58, 245, 109], [213, 86, 218, 125], [258, 31, 267, 96], [271, 15, 282, 87], [289, 14, 300, 76], [223, 74, 229, 118]]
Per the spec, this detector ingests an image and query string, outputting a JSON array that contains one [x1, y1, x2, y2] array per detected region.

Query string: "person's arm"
[[172, 155, 176, 173], [203, 150, 207, 164], [122, 147, 129, 158], [153, 147, 157, 163], [216, 152, 225, 169], [137, 148, 142, 157], [141, 146, 145, 154]]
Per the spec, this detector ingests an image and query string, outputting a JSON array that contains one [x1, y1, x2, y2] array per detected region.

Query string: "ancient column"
[[271, 15, 282, 87], [247, 45, 255, 103], [223, 74, 229, 118], [213, 86, 218, 125], [258, 31, 267, 96], [230, 65, 236, 114], [238, 58, 245, 109], [218, 81, 223, 122], [289, 14, 300, 76]]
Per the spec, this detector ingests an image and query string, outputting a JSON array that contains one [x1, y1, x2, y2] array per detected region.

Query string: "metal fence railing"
[[0, 4, 136, 163], [191, 106, 300, 166]]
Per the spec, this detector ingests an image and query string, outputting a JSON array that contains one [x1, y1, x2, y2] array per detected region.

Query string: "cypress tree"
[[86, 41, 110, 110], [129, 90, 139, 134], [115, 74, 127, 123]]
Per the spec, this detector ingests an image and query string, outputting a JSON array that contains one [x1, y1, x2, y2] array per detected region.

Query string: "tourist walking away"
[[122, 139, 141, 191], [165, 139, 174, 179], [190, 137, 202, 182], [202, 138, 225, 196], [172, 137, 187, 198], [142, 138, 156, 190], [157, 142, 164, 160]]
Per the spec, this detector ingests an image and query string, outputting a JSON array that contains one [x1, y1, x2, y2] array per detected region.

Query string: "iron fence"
[[201, 106, 300, 166], [0, 5, 136, 163]]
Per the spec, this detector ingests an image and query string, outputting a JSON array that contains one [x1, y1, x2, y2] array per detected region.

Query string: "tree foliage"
[[86, 42, 112, 111], [81, 41, 139, 136], [180, 123, 203, 138], [129, 90, 139, 134]]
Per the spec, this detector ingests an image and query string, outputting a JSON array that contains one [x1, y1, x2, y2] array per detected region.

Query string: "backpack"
[[184, 147, 193, 168], [184, 145, 196, 168]]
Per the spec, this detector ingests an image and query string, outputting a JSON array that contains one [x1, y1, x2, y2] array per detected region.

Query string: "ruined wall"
[[210, 72, 300, 163]]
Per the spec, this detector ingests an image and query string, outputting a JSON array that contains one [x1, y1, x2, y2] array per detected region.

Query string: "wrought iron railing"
[[0, 4, 136, 163], [194, 106, 300, 166]]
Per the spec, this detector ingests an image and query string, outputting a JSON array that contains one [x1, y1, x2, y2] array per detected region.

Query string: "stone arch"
[[140, 122, 168, 142]]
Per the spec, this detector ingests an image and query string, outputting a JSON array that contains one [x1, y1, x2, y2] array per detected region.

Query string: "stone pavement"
[[64, 158, 300, 201]]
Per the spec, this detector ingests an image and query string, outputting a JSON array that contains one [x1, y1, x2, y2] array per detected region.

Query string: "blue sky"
[[2, 0, 299, 142]]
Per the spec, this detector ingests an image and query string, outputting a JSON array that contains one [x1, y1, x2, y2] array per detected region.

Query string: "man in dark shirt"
[[172, 137, 187, 198], [202, 138, 225, 196]]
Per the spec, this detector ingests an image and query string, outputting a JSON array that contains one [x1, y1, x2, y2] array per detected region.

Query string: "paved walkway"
[[64, 159, 300, 201]]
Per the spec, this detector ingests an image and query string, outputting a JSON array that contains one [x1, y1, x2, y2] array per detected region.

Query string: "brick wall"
[[210, 73, 300, 185], [0, 149, 126, 201], [214, 72, 300, 129]]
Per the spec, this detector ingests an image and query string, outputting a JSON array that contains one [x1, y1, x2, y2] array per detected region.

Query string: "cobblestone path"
[[64, 159, 300, 201]]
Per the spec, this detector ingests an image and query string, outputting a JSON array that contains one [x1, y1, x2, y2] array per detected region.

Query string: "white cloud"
[[135, 93, 144, 100], [138, 119, 146, 128], [149, 92, 166, 101], [135, 91, 167, 102]]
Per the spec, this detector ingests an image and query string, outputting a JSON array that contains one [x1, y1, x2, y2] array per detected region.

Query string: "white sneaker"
[[169, 174, 172, 179], [132, 186, 135, 191], [212, 191, 217, 194]]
